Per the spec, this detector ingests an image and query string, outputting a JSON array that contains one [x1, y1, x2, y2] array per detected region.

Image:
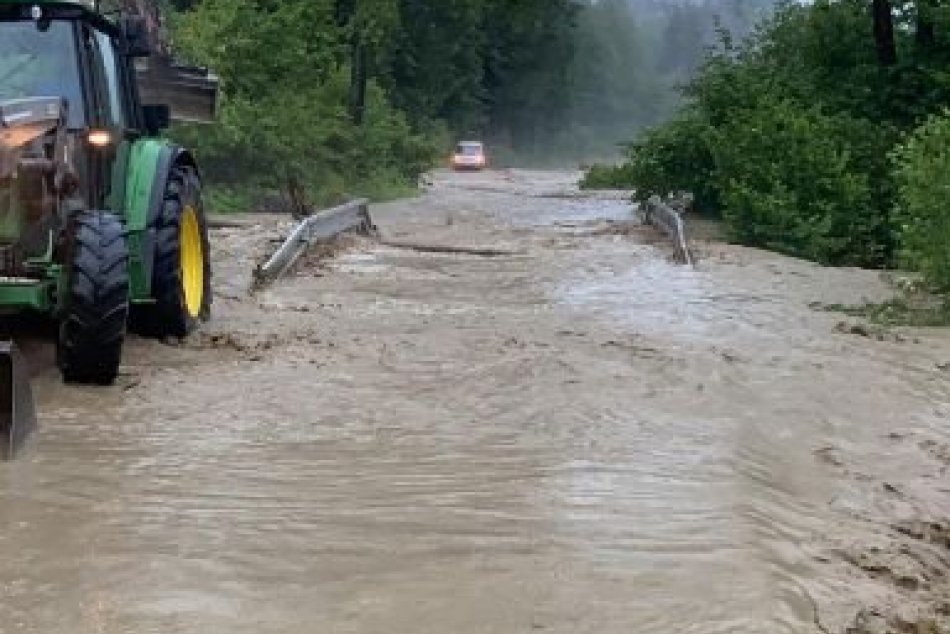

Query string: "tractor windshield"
[[0, 21, 84, 128]]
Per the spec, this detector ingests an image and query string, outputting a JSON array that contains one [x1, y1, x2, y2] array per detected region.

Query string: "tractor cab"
[[0, 2, 171, 221]]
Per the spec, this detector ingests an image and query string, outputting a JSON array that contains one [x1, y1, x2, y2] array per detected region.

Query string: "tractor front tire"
[[134, 165, 212, 338], [57, 212, 130, 385]]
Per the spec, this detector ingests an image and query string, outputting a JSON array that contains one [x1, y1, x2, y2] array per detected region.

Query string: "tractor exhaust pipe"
[[0, 341, 35, 459]]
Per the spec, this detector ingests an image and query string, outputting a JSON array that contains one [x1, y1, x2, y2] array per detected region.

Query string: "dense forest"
[[585, 0, 950, 291], [170, 0, 950, 290], [164, 0, 768, 209]]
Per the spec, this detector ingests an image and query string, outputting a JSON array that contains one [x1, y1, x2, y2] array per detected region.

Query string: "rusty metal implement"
[[0, 341, 35, 460]]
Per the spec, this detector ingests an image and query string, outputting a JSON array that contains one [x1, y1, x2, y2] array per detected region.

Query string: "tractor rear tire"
[[133, 165, 212, 338], [57, 212, 130, 386]]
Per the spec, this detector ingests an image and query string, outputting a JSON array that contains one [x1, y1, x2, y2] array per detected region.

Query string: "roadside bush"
[[712, 99, 880, 265], [579, 162, 636, 190], [894, 111, 950, 289], [622, 110, 718, 212]]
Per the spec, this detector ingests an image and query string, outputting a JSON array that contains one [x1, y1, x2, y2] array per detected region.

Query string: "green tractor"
[[0, 0, 216, 388]]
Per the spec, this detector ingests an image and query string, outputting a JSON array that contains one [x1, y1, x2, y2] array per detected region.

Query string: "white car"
[[451, 141, 487, 171]]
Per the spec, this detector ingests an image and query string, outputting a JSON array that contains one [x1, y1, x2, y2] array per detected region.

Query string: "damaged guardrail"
[[642, 195, 694, 267], [253, 198, 377, 288]]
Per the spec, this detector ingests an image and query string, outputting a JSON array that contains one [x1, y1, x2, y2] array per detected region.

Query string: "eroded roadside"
[[2, 169, 948, 634]]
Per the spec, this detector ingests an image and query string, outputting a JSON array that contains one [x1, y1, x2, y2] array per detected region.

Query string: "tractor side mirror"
[[121, 16, 152, 58], [142, 104, 171, 134]]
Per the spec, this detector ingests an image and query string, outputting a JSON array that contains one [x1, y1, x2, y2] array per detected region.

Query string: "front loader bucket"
[[0, 341, 35, 460]]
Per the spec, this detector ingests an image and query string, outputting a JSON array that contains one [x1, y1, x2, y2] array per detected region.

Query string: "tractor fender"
[[124, 139, 200, 301]]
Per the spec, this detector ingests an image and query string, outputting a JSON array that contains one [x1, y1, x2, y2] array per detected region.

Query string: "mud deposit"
[[1, 169, 948, 633]]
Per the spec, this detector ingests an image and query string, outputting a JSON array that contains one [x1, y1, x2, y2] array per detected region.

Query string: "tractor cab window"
[[0, 21, 85, 128], [92, 30, 127, 128]]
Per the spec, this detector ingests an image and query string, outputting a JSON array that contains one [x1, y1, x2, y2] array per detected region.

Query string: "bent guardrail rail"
[[253, 198, 376, 288], [643, 195, 694, 267]]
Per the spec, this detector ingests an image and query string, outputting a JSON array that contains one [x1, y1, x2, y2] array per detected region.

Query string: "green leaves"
[[713, 99, 877, 265], [588, 0, 950, 268], [169, 0, 439, 208], [384, 0, 487, 132], [169, 0, 590, 205], [173, 0, 340, 96], [894, 110, 950, 289], [624, 111, 717, 212]]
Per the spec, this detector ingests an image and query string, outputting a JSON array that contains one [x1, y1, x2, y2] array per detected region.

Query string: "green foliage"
[[588, 0, 950, 268], [170, 0, 438, 208], [893, 110, 950, 288], [166, 0, 787, 208], [579, 163, 636, 190], [170, 0, 341, 97], [487, 0, 766, 163], [624, 111, 718, 212], [383, 0, 487, 133], [169, 0, 602, 206], [166, 0, 780, 206], [712, 99, 880, 265], [481, 0, 578, 154], [560, 0, 673, 161]]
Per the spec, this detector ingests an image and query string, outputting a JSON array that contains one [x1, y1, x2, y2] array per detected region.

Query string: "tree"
[[385, 0, 487, 132], [335, 0, 399, 124], [482, 0, 579, 152]]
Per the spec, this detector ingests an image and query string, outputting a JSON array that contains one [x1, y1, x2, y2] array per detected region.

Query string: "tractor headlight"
[[86, 130, 113, 149]]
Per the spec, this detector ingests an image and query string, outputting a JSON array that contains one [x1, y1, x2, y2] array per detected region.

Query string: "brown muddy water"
[[1, 169, 948, 634]]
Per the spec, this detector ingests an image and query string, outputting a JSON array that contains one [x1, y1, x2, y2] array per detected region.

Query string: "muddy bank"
[[1, 169, 948, 634]]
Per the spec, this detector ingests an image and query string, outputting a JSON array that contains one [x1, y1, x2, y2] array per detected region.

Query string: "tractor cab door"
[[76, 21, 135, 215]]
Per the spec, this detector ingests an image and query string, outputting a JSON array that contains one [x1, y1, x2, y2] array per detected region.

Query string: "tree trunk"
[[286, 174, 309, 220], [872, 0, 898, 66], [349, 37, 367, 125]]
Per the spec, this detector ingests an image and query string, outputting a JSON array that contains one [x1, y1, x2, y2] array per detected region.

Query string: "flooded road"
[[2, 169, 948, 633]]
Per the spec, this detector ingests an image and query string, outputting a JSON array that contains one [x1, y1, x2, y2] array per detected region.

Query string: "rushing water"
[[1, 170, 947, 634]]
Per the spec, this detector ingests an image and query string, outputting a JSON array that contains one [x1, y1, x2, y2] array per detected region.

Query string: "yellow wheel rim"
[[180, 205, 205, 319]]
